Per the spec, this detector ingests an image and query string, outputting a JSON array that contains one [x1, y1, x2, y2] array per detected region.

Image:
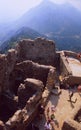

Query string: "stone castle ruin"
[[0, 38, 81, 130], [0, 38, 56, 130]]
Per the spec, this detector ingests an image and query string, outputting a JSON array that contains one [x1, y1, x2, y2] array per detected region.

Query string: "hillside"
[[0, 23, 13, 44], [0, 27, 45, 53], [18, 0, 81, 52], [0, 0, 81, 52]]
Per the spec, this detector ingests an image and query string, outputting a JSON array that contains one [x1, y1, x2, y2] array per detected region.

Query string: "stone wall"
[[4, 65, 55, 130], [0, 59, 55, 130], [0, 38, 56, 94], [55, 51, 60, 70], [64, 51, 78, 59], [62, 104, 81, 130], [0, 38, 56, 130], [3, 77, 44, 130], [42, 67, 56, 106], [5, 49, 17, 90], [60, 51, 81, 85], [60, 51, 72, 76], [13, 60, 54, 87], [64, 76, 81, 86], [16, 38, 56, 66], [0, 49, 17, 93], [0, 54, 7, 93], [18, 78, 44, 108]]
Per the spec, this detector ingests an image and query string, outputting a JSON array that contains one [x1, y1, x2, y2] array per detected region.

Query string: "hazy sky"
[[0, 0, 81, 23]]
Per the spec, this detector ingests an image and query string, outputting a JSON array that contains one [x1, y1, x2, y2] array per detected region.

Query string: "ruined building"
[[0, 38, 56, 130], [0, 38, 81, 130]]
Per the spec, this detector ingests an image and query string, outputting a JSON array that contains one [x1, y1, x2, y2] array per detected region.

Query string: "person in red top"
[[77, 85, 81, 93], [77, 53, 81, 62]]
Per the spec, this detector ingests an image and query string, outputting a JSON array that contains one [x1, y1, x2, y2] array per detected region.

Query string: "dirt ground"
[[34, 87, 81, 130]]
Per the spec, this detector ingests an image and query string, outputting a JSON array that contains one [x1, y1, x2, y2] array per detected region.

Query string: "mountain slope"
[[0, 27, 45, 53], [19, 0, 81, 33], [1, 0, 81, 52], [18, 0, 81, 52]]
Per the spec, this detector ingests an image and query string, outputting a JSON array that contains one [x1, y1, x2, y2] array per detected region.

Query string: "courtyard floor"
[[34, 88, 81, 130]]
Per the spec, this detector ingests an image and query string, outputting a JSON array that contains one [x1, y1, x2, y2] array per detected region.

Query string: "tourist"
[[77, 85, 81, 93], [65, 83, 70, 89], [51, 105, 56, 113], [77, 53, 81, 62], [50, 113, 59, 128], [69, 91, 73, 101], [44, 120, 52, 130], [50, 105, 56, 121], [50, 105, 56, 122], [38, 104, 45, 119], [32, 123, 39, 130], [47, 107, 50, 119], [68, 91, 77, 103], [50, 113, 55, 121]]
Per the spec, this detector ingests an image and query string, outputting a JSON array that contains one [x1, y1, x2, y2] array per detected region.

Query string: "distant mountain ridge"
[[0, 27, 45, 53], [19, 0, 81, 33], [0, 0, 81, 52], [18, 0, 81, 52]]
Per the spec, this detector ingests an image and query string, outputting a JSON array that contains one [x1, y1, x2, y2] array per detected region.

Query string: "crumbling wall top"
[[16, 38, 56, 66]]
